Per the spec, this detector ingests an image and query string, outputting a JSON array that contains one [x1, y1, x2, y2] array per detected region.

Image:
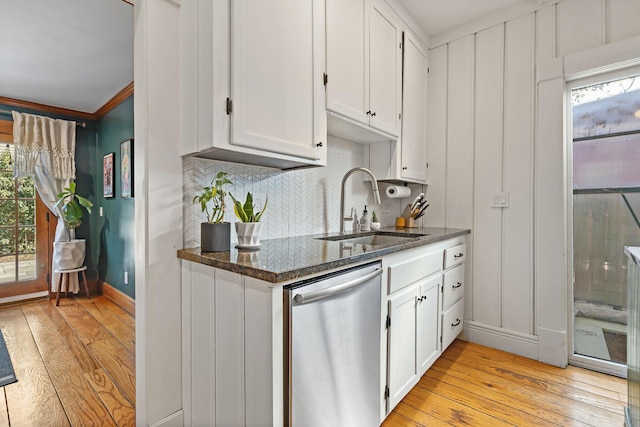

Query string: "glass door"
[[569, 71, 640, 376], [0, 144, 50, 300]]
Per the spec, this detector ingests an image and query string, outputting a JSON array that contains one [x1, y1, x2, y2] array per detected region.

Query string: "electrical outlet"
[[124, 271, 129, 284], [491, 192, 509, 208], [99, 207, 103, 217]]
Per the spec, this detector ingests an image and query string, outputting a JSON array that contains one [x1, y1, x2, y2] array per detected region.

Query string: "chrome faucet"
[[340, 167, 382, 234]]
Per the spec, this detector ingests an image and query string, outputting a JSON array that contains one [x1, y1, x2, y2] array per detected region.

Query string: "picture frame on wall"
[[103, 152, 115, 198], [121, 139, 134, 198]]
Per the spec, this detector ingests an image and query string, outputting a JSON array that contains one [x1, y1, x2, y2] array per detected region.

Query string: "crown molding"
[[0, 96, 97, 121], [94, 82, 134, 118]]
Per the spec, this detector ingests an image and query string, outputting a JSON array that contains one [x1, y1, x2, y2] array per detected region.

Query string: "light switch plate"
[[491, 192, 509, 208]]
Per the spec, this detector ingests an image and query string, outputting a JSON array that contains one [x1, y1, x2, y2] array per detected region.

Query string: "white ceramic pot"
[[371, 222, 381, 230], [53, 239, 86, 270], [235, 222, 262, 248]]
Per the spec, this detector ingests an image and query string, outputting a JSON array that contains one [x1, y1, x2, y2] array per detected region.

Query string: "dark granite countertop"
[[178, 227, 470, 283]]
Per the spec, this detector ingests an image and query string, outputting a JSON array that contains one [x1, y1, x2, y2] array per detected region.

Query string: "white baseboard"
[[538, 326, 568, 368], [149, 410, 184, 427], [464, 320, 539, 360], [0, 291, 48, 305]]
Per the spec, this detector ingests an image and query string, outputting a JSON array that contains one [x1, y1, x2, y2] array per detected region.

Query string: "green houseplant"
[[193, 171, 233, 251], [52, 182, 93, 269], [230, 192, 268, 248], [371, 210, 381, 230]]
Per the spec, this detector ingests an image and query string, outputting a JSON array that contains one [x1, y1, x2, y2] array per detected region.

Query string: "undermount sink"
[[316, 231, 426, 247]]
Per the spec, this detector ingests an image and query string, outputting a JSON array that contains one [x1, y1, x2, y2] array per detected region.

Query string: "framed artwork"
[[120, 139, 134, 198], [103, 152, 115, 198]]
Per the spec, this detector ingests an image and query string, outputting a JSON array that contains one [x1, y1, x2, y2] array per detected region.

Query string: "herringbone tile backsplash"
[[183, 136, 417, 247]]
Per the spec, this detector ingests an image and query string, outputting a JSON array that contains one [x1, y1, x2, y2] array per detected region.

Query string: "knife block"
[[401, 204, 418, 228]]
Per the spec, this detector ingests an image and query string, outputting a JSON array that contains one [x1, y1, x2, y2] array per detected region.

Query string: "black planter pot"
[[201, 222, 231, 252]]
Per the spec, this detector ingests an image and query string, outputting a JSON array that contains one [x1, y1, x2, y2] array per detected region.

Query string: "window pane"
[[17, 199, 35, 226], [17, 176, 35, 199], [573, 134, 640, 189], [0, 146, 12, 173], [572, 79, 640, 138], [0, 201, 15, 226], [0, 228, 16, 256], [0, 172, 14, 198], [18, 227, 35, 254]]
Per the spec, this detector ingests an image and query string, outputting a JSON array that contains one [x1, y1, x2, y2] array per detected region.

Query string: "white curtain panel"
[[12, 111, 79, 293]]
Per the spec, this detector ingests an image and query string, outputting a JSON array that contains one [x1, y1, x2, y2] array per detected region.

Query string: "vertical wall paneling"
[[556, 0, 605, 58], [425, 45, 448, 227], [535, 77, 568, 366], [536, 4, 563, 82], [188, 263, 215, 426], [609, 0, 640, 43], [214, 269, 245, 426], [472, 25, 504, 328], [446, 35, 475, 320], [502, 14, 535, 335]]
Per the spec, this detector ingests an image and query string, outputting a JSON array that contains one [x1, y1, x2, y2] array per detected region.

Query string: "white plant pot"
[[54, 239, 86, 270], [371, 222, 381, 230], [235, 222, 262, 248]]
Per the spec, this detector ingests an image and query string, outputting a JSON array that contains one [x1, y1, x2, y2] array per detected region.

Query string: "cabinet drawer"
[[442, 264, 464, 309], [441, 299, 464, 351], [444, 243, 466, 269], [388, 250, 442, 294]]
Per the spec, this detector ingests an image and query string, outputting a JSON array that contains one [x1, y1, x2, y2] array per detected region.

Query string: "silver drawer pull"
[[453, 253, 464, 259], [452, 282, 462, 289], [451, 318, 461, 327]]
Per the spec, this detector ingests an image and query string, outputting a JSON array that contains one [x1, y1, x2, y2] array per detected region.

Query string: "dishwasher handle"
[[293, 267, 382, 304]]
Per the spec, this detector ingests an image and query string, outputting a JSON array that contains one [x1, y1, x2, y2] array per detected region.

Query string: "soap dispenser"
[[360, 205, 371, 232]]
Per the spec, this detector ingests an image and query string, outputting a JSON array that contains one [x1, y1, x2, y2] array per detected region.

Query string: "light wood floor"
[[383, 339, 628, 427], [0, 296, 135, 426]]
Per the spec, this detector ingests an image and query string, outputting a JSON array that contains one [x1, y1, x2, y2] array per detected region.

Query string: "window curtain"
[[12, 111, 80, 293]]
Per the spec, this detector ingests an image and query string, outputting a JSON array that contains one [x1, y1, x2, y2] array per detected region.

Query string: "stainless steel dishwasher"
[[284, 261, 382, 427]]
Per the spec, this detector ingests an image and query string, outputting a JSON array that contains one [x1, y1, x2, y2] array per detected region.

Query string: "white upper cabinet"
[[399, 31, 428, 183], [180, 0, 327, 169], [326, 0, 402, 142]]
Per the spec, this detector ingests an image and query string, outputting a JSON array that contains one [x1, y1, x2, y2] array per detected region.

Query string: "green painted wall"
[[95, 96, 135, 298]]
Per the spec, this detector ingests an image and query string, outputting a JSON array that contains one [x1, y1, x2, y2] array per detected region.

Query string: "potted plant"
[[230, 192, 268, 248], [193, 171, 233, 252], [371, 210, 381, 230], [53, 182, 93, 269]]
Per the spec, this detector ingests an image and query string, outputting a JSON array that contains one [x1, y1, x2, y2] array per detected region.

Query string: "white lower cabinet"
[[387, 274, 440, 410]]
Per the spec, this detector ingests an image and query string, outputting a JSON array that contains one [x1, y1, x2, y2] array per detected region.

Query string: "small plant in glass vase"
[[371, 210, 381, 230], [193, 171, 233, 252], [53, 182, 93, 269], [230, 192, 268, 249]]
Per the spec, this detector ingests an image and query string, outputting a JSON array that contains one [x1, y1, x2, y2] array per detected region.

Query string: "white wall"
[[135, 0, 184, 425], [427, 0, 640, 365]]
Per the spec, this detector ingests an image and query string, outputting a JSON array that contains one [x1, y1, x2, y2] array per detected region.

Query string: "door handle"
[[293, 268, 382, 304]]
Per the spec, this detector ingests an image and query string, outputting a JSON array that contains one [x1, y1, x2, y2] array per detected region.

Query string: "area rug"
[[0, 331, 17, 387]]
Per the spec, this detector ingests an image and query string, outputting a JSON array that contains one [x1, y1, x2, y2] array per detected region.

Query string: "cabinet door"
[[400, 31, 428, 183], [369, 0, 402, 137], [417, 275, 440, 375], [230, 0, 325, 160], [387, 284, 418, 410], [326, 0, 369, 125]]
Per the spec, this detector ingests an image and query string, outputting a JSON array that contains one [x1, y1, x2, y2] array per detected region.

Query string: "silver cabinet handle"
[[294, 268, 382, 304]]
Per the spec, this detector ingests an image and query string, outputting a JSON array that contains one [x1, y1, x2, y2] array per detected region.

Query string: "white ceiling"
[[397, 0, 532, 37], [0, 0, 536, 115], [0, 0, 133, 114]]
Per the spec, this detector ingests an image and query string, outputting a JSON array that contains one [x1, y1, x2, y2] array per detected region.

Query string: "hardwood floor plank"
[[54, 298, 113, 344], [381, 409, 426, 427], [390, 402, 451, 427], [443, 342, 626, 416], [427, 363, 592, 426], [0, 305, 69, 426], [38, 301, 99, 373], [85, 368, 135, 426], [21, 303, 117, 427], [401, 382, 514, 426], [87, 337, 136, 405], [77, 298, 135, 353], [92, 296, 135, 330]]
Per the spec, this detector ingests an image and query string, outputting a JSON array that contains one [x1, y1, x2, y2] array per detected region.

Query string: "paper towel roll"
[[385, 186, 411, 198]]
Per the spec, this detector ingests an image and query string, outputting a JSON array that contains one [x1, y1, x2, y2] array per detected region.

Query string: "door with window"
[[0, 142, 51, 299], [569, 69, 640, 376]]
